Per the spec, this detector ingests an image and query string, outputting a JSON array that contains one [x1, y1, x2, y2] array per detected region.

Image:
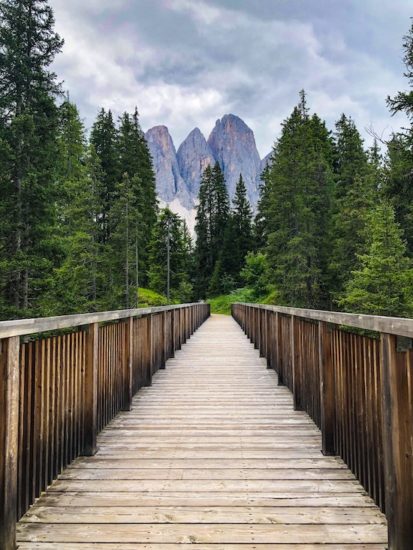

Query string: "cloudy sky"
[[49, 0, 410, 157]]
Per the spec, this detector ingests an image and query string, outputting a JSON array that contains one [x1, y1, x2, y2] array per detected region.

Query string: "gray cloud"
[[50, 0, 410, 157]]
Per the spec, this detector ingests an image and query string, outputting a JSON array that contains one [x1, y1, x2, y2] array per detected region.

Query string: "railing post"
[[122, 317, 133, 411], [318, 321, 335, 456], [381, 333, 413, 549], [0, 336, 20, 550], [160, 311, 167, 369], [145, 314, 153, 386], [171, 309, 176, 358], [83, 323, 98, 456], [291, 315, 302, 410]]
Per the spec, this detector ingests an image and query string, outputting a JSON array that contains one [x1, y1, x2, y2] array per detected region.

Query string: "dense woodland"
[[0, 0, 412, 320]]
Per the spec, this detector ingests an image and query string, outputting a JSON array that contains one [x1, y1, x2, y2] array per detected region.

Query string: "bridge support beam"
[[0, 336, 20, 550]]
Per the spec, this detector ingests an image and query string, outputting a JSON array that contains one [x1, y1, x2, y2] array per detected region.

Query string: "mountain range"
[[145, 114, 270, 231]]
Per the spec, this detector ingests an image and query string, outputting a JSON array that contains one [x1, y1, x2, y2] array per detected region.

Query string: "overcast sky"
[[49, 0, 411, 157]]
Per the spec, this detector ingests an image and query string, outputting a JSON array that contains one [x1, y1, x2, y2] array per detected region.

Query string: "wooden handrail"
[[232, 303, 413, 550], [0, 302, 210, 550], [236, 302, 413, 338], [0, 303, 200, 339]]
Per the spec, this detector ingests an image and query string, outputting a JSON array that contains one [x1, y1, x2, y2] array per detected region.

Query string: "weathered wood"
[[291, 315, 302, 411], [122, 318, 133, 411], [318, 321, 335, 456], [233, 302, 413, 549], [16, 315, 386, 548], [0, 304, 201, 339], [381, 333, 413, 549], [0, 336, 20, 550], [83, 324, 98, 456], [235, 302, 413, 338]]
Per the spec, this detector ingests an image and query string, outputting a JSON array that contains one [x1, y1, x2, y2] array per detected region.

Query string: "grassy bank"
[[208, 288, 277, 315]]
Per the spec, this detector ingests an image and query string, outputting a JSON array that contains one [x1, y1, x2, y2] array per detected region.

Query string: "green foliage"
[[194, 163, 231, 298], [0, 0, 63, 318], [148, 208, 193, 303], [39, 103, 101, 315], [264, 91, 334, 309], [387, 22, 413, 120], [208, 288, 256, 315], [339, 202, 413, 317], [230, 175, 253, 279], [241, 252, 271, 299], [137, 287, 170, 307], [329, 114, 376, 301]]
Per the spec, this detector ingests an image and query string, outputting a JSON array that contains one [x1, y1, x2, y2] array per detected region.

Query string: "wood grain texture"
[[17, 315, 387, 548]]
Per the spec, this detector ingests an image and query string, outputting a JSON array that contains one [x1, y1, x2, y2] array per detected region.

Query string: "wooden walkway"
[[17, 314, 387, 548]]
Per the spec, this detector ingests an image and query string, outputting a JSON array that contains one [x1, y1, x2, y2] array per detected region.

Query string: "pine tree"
[[232, 174, 253, 275], [194, 165, 214, 298], [90, 108, 120, 244], [387, 22, 413, 119], [107, 173, 141, 309], [41, 102, 102, 314], [329, 114, 374, 301], [254, 161, 273, 251], [117, 109, 158, 287], [149, 208, 192, 302], [383, 23, 413, 256], [194, 163, 230, 298], [0, 0, 63, 318], [265, 91, 334, 308], [339, 202, 413, 317]]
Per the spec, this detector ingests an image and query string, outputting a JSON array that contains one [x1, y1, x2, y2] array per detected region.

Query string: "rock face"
[[145, 125, 191, 208], [207, 114, 261, 205], [177, 128, 215, 199], [146, 115, 270, 232]]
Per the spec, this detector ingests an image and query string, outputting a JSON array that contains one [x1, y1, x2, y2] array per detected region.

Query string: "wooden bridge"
[[0, 303, 412, 548]]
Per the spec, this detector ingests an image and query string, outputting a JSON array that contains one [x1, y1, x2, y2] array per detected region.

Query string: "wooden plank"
[[17, 544, 388, 550], [16, 523, 388, 544], [21, 505, 385, 524]]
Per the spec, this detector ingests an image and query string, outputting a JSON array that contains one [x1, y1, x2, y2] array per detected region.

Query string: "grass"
[[207, 288, 265, 315], [137, 287, 171, 307]]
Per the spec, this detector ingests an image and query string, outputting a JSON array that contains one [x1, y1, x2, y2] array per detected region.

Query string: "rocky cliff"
[[146, 115, 270, 231], [177, 128, 215, 199], [207, 114, 261, 205]]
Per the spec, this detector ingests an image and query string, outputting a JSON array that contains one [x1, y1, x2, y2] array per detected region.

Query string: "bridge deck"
[[17, 314, 387, 549]]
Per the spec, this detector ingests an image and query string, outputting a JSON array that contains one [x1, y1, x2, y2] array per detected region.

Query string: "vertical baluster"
[[381, 334, 413, 549], [318, 321, 335, 456], [0, 336, 20, 550], [83, 323, 98, 456]]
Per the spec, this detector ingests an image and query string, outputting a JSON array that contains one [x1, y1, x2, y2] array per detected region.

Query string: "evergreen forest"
[[1, 0, 413, 320]]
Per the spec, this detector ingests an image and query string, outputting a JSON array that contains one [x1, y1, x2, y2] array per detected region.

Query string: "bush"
[[137, 287, 170, 307]]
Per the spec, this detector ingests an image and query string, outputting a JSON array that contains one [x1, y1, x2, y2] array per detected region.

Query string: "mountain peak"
[[207, 114, 261, 204], [177, 127, 215, 197], [145, 115, 266, 233]]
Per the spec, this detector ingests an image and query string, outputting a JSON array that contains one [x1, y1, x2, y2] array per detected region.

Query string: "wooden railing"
[[0, 302, 210, 550], [232, 303, 413, 550]]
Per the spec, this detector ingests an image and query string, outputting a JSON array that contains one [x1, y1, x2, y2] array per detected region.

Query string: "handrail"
[[236, 302, 413, 338], [0, 302, 210, 550], [232, 302, 413, 550], [0, 303, 200, 338]]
